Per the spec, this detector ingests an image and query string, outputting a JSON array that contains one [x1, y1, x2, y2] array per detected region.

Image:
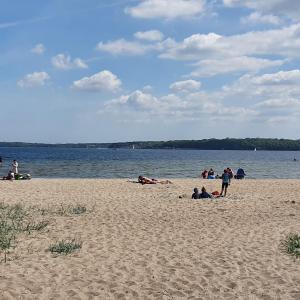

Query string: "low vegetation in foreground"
[[0, 202, 88, 262], [48, 239, 82, 255], [282, 234, 300, 259]]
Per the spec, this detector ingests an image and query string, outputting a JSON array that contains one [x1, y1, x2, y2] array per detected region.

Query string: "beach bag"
[[212, 191, 220, 196]]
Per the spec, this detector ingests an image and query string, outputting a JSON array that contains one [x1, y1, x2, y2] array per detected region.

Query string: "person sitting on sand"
[[138, 175, 172, 185], [208, 168, 214, 176], [227, 167, 234, 179], [235, 168, 246, 179], [201, 170, 208, 179], [220, 169, 230, 197], [192, 188, 200, 199], [199, 187, 212, 199], [3, 170, 14, 180]]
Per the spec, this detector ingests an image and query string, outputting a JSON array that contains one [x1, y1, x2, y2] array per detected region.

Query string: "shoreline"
[[6, 177, 300, 181]]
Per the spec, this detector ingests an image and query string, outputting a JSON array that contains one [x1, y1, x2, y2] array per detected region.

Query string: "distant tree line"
[[108, 138, 300, 151], [1, 138, 300, 151]]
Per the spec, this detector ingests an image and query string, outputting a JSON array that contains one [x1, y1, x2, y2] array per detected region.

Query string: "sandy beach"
[[0, 178, 299, 300]]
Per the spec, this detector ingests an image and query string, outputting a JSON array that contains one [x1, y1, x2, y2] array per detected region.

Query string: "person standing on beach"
[[220, 169, 230, 197], [11, 159, 18, 174]]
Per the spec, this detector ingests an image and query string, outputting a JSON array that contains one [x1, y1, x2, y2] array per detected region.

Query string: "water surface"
[[0, 147, 299, 179]]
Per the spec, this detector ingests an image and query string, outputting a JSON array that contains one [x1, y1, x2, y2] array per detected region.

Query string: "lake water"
[[0, 147, 299, 179]]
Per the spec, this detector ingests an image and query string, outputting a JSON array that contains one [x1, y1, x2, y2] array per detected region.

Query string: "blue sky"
[[1, 0, 300, 142]]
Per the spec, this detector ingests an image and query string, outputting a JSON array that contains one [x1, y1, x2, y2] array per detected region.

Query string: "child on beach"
[[220, 169, 230, 197]]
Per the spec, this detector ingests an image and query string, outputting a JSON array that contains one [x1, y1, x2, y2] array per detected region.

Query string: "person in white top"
[[11, 160, 18, 174]]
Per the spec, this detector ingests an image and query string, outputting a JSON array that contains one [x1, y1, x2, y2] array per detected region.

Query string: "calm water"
[[0, 147, 299, 179]]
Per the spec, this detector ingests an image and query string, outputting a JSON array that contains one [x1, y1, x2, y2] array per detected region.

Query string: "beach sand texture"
[[0, 179, 299, 300]]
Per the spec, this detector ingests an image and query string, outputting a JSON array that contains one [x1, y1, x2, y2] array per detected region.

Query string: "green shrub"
[[71, 205, 87, 215], [282, 234, 300, 259], [49, 239, 82, 255]]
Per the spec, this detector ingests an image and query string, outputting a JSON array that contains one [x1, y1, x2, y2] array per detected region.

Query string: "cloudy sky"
[[1, 0, 300, 142]]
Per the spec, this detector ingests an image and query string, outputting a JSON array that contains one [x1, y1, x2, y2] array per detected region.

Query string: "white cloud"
[[52, 54, 88, 70], [255, 98, 300, 109], [102, 88, 257, 122], [250, 70, 300, 85], [241, 12, 282, 25], [190, 56, 285, 77], [18, 72, 50, 88], [219, 69, 300, 122], [72, 70, 122, 92], [134, 30, 164, 42], [160, 23, 300, 61], [99, 69, 300, 129], [170, 80, 201, 93], [125, 0, 206, 20], [97, 39, 151, 55], [112, 90, 160, 111], [31, 43, 46, 55], [142, 85, 153, 92], [223, 0, 300, 21]]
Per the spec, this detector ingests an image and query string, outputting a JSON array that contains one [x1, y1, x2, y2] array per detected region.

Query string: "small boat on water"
[[254, 148, 257, 151]]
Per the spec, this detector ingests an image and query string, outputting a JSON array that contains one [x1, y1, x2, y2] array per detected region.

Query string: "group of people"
[[201, 167, 246, 180], [1, 159, 31, 180], [194, 167, 243, 199]]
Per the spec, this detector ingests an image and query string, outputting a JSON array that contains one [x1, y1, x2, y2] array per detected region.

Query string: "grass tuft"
[[281, 234, 300, 259], [57, 204, 88, 216], [23, 221, 49, 234], [71, 205, 87, 215], [49, 239, 82, 255], [0, 204, 49, 262]]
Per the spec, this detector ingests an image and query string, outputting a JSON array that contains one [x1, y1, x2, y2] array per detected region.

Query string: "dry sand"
[[0, 179, 299, 300]]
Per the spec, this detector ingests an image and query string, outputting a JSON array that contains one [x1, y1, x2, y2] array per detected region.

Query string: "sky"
[[1, 0, 300, 143]]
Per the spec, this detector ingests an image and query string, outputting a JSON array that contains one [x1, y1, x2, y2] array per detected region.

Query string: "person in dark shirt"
[[208, 168, 214, 176], [199, 187, 212, 199], [220, 169, 230, 197], [235, 168, 246, 179], [192, 188, 200, 199], [227, 167, 234, 179]]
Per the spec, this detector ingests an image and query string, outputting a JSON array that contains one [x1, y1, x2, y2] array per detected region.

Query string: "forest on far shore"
[[1, 138, 300, 151]]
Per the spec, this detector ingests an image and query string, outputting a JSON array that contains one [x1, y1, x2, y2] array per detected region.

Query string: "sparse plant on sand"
[[281, 234, 300, 259], [23, 220, 49, 234], [48, 239, 82, 255], [0, 204, 49, 262], [57, 204, 69, 216], [0, 220, 16, 263], [57, 204, 88, 216], [71, 205, 87, 215]]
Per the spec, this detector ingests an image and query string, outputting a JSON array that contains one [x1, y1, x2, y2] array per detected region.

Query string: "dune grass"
[[57, 204, 88, 216], [48, 239, 82, 255], [282, 234, 300, 259], [0, 203, 49, 262], [0, 202, 86, 262]]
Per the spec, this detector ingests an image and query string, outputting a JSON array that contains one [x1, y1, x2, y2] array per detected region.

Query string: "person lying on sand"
[[138, 175, 172, 185]]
